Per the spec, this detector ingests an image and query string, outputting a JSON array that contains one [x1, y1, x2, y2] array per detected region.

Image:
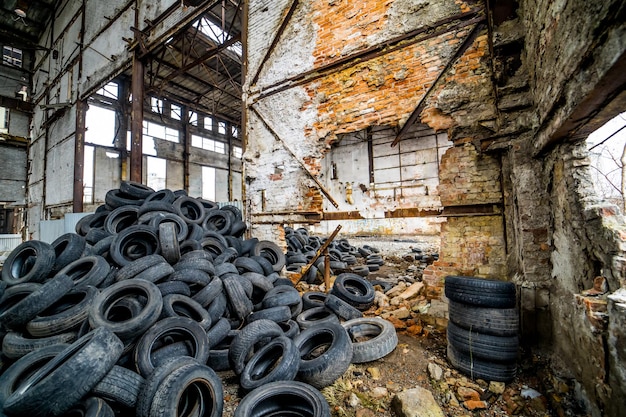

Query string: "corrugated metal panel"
[[39, 213, 92, 243], [0, 234, 22, 252]]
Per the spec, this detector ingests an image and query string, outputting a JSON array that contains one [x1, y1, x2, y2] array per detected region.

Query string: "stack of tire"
[[0, 181, 398, 417], [444, 275, 519, 382]]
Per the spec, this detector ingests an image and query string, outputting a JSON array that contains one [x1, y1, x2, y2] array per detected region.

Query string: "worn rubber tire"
[[51, 233, 87, 273], [342, 317, 398, 363], [448, 300, 519, 337], [3, 327, 123, 417], [324, 294, 363, 321], [447, 342, 517, 382], [223, 275, 253, 322], [239, 335, 300, 391], [114, 254, 167, 282], [446, 321, 519, 362], [330, 273, 375, 311], [252, 241, 286, 272], [0, 274, 74, 329], [296, 306, 340, 330], [229, 319, 283, 375], [133, 316, 210, 378], [159, 222, 181, 264], [148, 361, 223, 417], [56, 255, 110, 289], [110, 225, 160, 267], [293, 321, 353, 389], [2, 240, 55, 285], [1, 331, 77, 359], [91, 365, 145, 408], [161, 293, 212, 330], [157, 280, 191, 297], [89, 279, 163, 341], [234, 380, 330, 417], [120, 180, 155, 199], [444, 276, 516, 308], [248, 305, 292, 324]]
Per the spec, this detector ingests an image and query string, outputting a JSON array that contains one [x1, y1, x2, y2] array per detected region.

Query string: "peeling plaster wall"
[[246, 0, 490, 240]]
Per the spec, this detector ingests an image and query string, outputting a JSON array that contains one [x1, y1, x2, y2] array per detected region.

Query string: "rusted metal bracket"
[[251, 105, 340, 208], [289, 225, 342, 286], [391, 21, 486, 147], [250, 0, 300, 87]]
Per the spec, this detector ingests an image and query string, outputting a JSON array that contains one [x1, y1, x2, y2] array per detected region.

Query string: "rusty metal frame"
[[391, 21, 486, 147], [250, 105, 340, 208], [253, 9, 484, 102]]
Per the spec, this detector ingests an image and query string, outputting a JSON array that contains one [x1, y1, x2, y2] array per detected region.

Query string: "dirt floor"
[[218, 236, 590, 417]]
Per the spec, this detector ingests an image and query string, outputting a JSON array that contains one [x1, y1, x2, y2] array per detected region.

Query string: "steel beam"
[[391, 21, 485, 147], [73, 99, 86, 213], [130, 53, 145, 183]]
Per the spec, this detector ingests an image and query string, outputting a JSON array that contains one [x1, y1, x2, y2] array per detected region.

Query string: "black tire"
[[133, 316, 210, 378], [447, 342, 517, 382], [206, 293, 228, 325], [174, 257, 216, 276], [169, 268, 211, 286], [192, 277, 223, 308], [103, 205, 139, 235], [324, 294, 363, 321], [157, 280, 191, 297], [448, 300, 519, 336], [214, 247, 239, 265], [144, 189, 176, 205], [215, 261, 238, 277], [234, 257, 265, 275], [223, 275, 253, 322], [248, 305, 292, 324], [105, 188, 143, 208], [2, 240, 55, 285], [330, 273, 375, 311], [0, 274, 74, 329], [342, 317, 398, 363], [239, 335, 300, 391], [262, 285, 302, 319], [207, 317, 231, 349], [51, 233, 86, 273], [147, 361, 223, 417], [26, 286, 98, 337], [445, 276, 516, 308], [351, 265, 370, 277], [150, 213, 189, 242], [76, 212, 108, 236], [0, 343, 68, 408], [120, 180, 155, 199], [447, 321, 518, 362], [296, 306, 340, 330], [159, 222, 181, 264], [294, 322, 353, 389], [110, 225, 160, 267], [114, 254, 167, 282], [91, 365, 145, 408], [0, 282, 41, 315], [133, 261, 175, 284], [229, 319, 283, 375], [56, 255, 110, 289], [366, 263, 379, 272], [3, 327, 123, 417], [89, 279, 163, 341], [250, 256, 274, 276], [1, 331, 77, 359], [173, 196, 206, 225], [280, 319, 300, 340], [252, 241, 286, 272], [161, 293, 212, 330], [234, 380, 331, 417], [64, 396, 115, 417], [203, 210, 232, 235], [301, 292, 327, 311], [136, 357, 198, 417]]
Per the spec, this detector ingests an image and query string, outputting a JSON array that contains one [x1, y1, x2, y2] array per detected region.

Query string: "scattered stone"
[[457, 386, 481, 402], [386, 315, 407, 329], [521, 387, 542, 399], [489, 381, 506, 395], [374, 291, 390, 307], [392, 306, 411, 319], [386, 282, 408, 298], [407, 324, 423, 336], [366, 367, 381, 380], [411, 300, 430, 314], [398, 282, 424, 300], [348, 392, 361, 408], [390, 296, 404, 306], [356, 408, 377, 417], [427, 362, 443, 381], [449, 395, 460, 407], [391, 387, 445, 417], [371, 387, 389, 398], [463, 400, 488, 410]]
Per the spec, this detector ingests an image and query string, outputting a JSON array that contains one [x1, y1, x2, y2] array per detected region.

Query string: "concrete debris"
[[391, 387, 446, 417], [428, 362, 444, 381]]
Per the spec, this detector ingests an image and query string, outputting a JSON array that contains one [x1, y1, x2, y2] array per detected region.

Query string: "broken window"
[[587, 112, 626, 211], [147, 156, 166, 191], [85, 106, 116, 146], [202, 166, 216, 201], [150, 97, 163, 114], [204, 116, 213, 131], [2, 46, 22, 67], [96, 82, 118, 99], [191, 134, 226, 154], [170, 104, 182, 121], [83, 145, 95, 204], [233, 146, 242, 159], [189, 111, 198, 126], [218, 121, 227, 135]]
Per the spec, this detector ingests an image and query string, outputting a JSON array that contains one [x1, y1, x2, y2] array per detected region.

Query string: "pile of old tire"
[[0, 182, 398, 417], [284, 227, 382, 282], [444, 275, 519, 382]]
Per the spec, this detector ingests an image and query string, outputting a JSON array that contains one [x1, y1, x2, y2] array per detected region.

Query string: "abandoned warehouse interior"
[[0, 0, 625, 416]]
